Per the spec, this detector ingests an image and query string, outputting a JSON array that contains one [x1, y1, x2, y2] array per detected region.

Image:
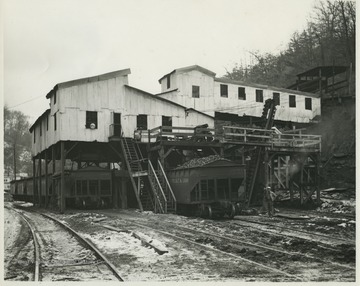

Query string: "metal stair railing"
[[119, 138, 143, 211], [148, 160, 167, 213], [157, 160, 177, 213]]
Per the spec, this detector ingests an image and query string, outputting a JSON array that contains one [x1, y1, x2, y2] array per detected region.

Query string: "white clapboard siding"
[[30, 71, 214, 156], [158, 66, 321, 123]]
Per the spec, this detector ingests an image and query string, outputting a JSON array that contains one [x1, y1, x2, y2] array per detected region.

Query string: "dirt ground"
[[3, 195, 356, 282]]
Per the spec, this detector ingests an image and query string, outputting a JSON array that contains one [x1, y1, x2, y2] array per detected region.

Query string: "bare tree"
[[4, 106, 32, 179]]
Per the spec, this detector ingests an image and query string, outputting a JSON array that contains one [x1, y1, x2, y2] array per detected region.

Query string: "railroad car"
[[10, 166, 114, 209], [167, 158, 245, 218]]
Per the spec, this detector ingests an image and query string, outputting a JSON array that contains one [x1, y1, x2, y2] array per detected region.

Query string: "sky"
[[3, 0, 318, 124]]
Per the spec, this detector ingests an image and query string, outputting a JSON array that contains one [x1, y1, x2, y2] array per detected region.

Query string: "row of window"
[[190, 84, 313, 110], [220, 84, 313, 110]]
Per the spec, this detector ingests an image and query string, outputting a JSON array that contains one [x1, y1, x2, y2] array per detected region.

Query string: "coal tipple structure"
[[14, 65, 322, 217]]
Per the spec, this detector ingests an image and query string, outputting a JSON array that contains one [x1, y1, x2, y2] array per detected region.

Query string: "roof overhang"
[[29, 109, 50, 132], [296, 66, 348, 78], [46, 68, 131, 99], [158, 65, 216, 83]]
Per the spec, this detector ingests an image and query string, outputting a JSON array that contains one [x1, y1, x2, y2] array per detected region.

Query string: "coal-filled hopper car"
[[167, 157, 245, 218]]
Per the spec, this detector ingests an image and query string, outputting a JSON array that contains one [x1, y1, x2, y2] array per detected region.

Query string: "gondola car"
[[10, 166, 114, 209], [167, 157, 245, 218]]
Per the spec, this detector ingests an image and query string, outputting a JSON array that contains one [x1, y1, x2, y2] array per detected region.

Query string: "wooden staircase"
[[120, 137, 176, 213]]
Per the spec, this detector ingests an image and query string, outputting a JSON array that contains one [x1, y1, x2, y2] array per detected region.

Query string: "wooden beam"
[[52, 145, 56, 206], [108, 143, 123, 161], [163, 146, 175, 160], [60, 141, 65, 213], [38, 158, 42, 206], [32, 158, 36, 205], [65, 142, 79, 157], [45, 151, 48, 207]]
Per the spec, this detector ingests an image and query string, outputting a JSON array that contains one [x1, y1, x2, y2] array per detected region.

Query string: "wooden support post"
[[264, 150, 269, 187], [121, 179, 127, 209], [289, 157, 293, 202], [300, 163, 304, 204], [285, 156, 289, 188], [45, 151, 49, 207], [60, 142, 65, 213], [38, 157, 42, 206], [277, 156, 281, 189], [52, 146, 56, 207], [159, 147, 165, 169], [270, 155, 275, 188], [316, 154, 321, 205], [32, 158, 36, 204]]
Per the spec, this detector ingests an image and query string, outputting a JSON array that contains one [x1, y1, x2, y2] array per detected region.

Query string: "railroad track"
[[6, 206, 124, 282], [232, 216, 355, 247], [104, 215, 355, 282]]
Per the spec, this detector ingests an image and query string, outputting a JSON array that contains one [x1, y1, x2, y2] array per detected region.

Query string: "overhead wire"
[[7, 95, 44, 109]]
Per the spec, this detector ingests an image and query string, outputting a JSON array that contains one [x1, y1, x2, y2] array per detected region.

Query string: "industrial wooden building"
[[28, 66, 322, 214]]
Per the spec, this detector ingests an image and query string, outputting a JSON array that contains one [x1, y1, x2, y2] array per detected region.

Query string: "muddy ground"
[[4, 192, 356, 282]]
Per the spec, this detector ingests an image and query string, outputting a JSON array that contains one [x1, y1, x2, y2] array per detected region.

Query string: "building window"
[[54, 113, 57, 131], [192, 85, 200, 98], [305, 98, 312, 110], [273, 92, 280, 105], [256, 89, 263, 102], [137, 114, 147, 130], [162, 116, 172, 127], [289, 95, 296, 108], [166, 75, 171, 89], [238, 87, 246, 100], [86, 111, 98, 129], [220, 84, 228, 97]]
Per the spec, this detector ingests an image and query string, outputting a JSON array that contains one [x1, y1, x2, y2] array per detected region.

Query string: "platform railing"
[[223, 126, 321, 151], [271, 133, 322, 151], [222, 126, 273, 144], [147, 126, 216, 143]]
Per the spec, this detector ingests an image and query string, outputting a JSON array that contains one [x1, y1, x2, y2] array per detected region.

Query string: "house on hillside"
[[156, 65, 321, 125]]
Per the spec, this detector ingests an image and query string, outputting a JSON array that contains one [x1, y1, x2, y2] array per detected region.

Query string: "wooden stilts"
[[60, 142, 65, 213], [33, 158, 36, 204], [45, 151, 48, 207], [38, 157, 42, 206], [52, 145, 56, 207]]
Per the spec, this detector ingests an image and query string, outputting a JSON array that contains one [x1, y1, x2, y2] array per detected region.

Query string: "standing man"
[[261, 186, 275, 216]]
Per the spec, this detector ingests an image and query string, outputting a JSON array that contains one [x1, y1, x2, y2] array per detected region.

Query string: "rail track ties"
[[5, 206, 124, 282]]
